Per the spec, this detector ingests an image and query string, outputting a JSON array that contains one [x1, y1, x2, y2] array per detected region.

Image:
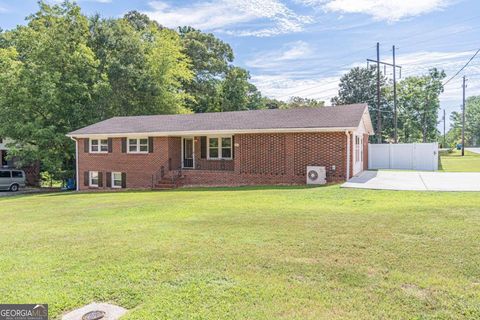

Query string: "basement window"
[[112, 172, 122, 188], [89, 171, 99, 187]]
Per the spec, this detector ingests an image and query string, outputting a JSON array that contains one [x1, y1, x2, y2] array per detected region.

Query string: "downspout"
[[345, 131, 351, 180], [70, 137, 79, 191]]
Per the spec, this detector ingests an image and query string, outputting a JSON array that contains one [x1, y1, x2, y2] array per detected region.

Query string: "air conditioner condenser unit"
[[306, 166, 326, 185]]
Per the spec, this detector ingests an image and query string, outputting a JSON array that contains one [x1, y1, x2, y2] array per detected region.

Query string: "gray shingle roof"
[[68, 103, 369, 136]]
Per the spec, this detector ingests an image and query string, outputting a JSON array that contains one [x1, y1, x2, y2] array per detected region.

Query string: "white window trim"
[[112, 172, 122, 189], [354, 135, 362, 163], [90, 138, 108, 154], [89, 171, 99, 187], [207, 136, 232, 160], [127, 137, 149, 154]]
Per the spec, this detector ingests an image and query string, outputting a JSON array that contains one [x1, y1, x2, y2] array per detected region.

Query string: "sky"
[[1, 0, 479, 130]]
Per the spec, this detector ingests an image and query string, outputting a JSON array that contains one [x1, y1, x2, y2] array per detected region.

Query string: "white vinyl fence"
[[368, 143, 439, 171]]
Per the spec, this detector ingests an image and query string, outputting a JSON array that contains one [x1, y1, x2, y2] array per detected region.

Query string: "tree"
[[397, 68, 445, 143], [281, 96, 325, 109], [123, 10, 162, 31], [449, 96, 480, 146], [447, 111, 463, 147], [219, 66, 253, 112], [331, 66, 391, 141], [465, 96, 480, 146], [89, 14, 192, 117], [261, 97, 286, 109], [216, 66, 265, 112], [0, 1, 193, 179], [178, 26, 234, 113], [0, 1, 107, 178]]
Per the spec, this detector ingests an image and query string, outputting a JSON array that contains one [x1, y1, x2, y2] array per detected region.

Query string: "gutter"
[[66, 127, 359, 139], [70, 137, 79, 191], [345, 131, 351, 180]]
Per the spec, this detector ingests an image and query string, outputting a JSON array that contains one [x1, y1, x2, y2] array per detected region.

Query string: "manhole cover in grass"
[[82, 310, 106, 320]]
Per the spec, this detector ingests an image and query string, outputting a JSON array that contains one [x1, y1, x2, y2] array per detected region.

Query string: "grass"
[[439, 149, 480, 172], [1, 186, 480, 319]]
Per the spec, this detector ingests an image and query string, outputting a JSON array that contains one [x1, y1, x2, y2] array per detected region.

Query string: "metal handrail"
[[151, 165, 165, 187]]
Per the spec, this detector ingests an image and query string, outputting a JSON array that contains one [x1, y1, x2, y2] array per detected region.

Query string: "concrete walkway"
[[342, 170, 480, 191]]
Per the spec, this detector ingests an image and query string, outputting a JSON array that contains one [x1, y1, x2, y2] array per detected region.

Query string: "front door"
[[183, 138, 194, 168]]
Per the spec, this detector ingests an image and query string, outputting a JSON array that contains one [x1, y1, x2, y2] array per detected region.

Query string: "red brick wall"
[[193, 138, 235, 171], [238, 134, 286, 175], [77, 131, 357, 190], [293, 132, 346, 180], [183, 132, 348, 186], [78, 137, 171, 190], [168, 137, 182, 170]]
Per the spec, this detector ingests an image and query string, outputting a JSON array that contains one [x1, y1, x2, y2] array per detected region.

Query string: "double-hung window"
[[89, 171, 99, 187], [128, 138, 148, 153], [208, 136, 232, 159], [112, 172, 122, 188], [90, 139, 108, 153]]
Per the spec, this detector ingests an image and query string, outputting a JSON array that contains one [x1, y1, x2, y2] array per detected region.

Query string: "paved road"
[[0, 190, 24, 197], [466, 148, 480, 154], [0, 188, 60, 197], [342, 170, 480, 191]]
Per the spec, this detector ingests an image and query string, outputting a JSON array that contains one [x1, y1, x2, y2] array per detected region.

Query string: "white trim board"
[[67, 127, 363, 139]]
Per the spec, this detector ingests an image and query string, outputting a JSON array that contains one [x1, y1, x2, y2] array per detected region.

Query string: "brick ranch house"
[[67, 103, 373, 190]]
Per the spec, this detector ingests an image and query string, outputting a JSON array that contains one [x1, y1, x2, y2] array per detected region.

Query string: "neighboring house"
[[0, 137, 12, 167], [67, 103, 373, 190], [0, 137, 40, 186]]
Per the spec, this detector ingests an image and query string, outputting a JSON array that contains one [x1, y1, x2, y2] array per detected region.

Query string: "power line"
[[443, 48, 480, 86], [397, 25, 480, 51], [394, 14, 480, 45]]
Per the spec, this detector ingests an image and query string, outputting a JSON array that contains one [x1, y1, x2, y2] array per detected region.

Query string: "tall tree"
[[397, 68, 445, 143], [178, 26, 234, 113], [449, 96, 480, 146], [0, 1, 194, 178], [447, 111, 464, 147], [219, 66, 264, 112], [0, 1, 107, 177], [89, 14, 192, 117], [465, 96, 480, 146], [331, 66, 391, 141]]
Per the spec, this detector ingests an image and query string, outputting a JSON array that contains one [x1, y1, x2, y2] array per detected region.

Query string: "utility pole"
[[367, 44, 402, 144], [443, 109, 446, 148], [393, 45, 398, 143], [376, 42, 381, 143], [462, 76, 466, 156]]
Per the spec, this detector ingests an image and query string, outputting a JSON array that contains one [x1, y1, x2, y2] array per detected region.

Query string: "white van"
[[0, 169, 26, 191]]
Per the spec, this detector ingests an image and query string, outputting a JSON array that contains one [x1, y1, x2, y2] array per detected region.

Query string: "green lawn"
[[439, 149, 480, 172], [1, 187, 480, 319]]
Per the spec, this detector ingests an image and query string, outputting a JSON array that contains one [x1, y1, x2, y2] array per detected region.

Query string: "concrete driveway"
[[342, 170, 480, 191], [466, 148, 480, 154]]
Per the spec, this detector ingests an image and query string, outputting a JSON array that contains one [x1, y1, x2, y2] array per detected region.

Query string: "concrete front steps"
[[152, 177, 183, 190]]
